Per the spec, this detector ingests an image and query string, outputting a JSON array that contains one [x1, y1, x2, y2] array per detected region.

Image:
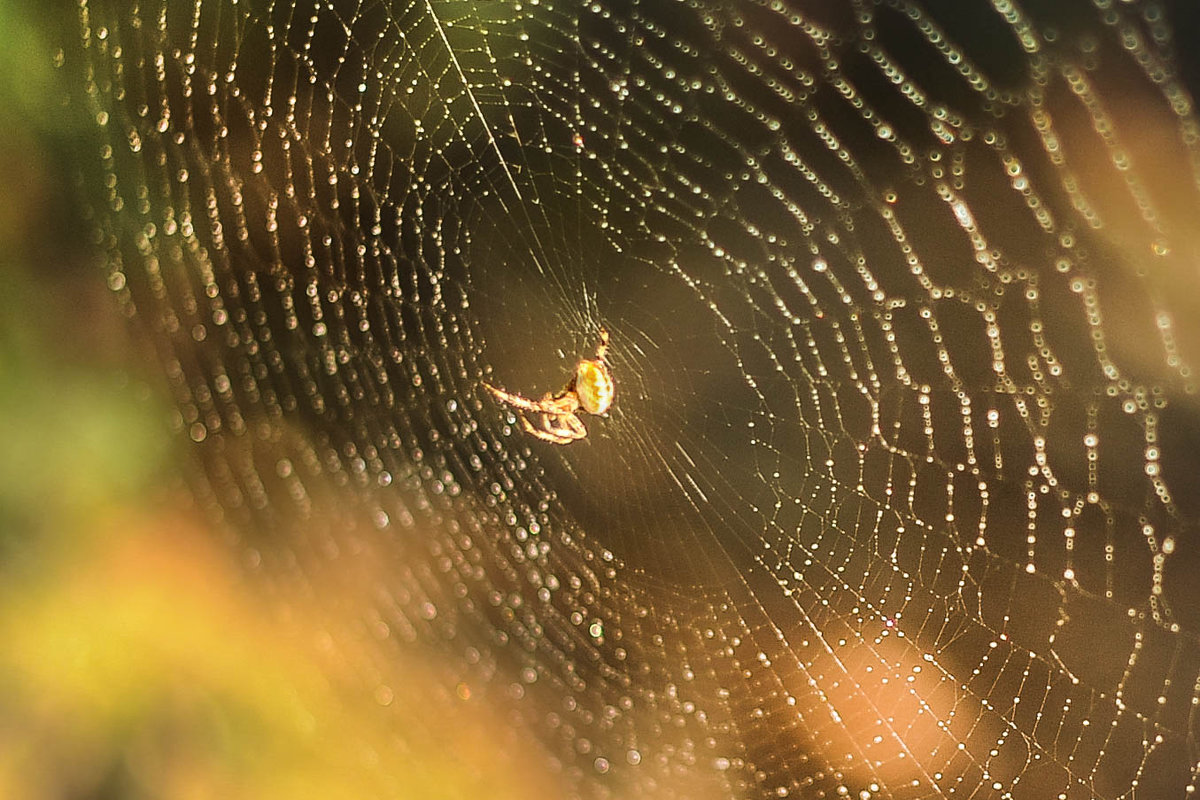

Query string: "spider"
[[483, 328, 614, 444]]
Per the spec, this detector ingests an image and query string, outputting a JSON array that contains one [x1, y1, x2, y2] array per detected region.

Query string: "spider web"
[[66, 0, 1200, 796]]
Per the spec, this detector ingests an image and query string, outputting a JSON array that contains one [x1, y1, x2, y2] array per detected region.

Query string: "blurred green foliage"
[[0, 4, 557, 798]]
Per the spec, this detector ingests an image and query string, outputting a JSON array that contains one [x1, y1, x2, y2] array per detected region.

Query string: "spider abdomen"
[[576, 360, 614, 415]]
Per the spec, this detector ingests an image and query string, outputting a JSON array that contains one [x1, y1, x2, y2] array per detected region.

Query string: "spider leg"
[[521, 411, 587, 445], [482, 381, 560, 414], [520, 416, 575, 444], [549, 412, 588, 441], [594, 327, 609, 361], [484, 382, 582, 415], [546, 412, 587, 441]]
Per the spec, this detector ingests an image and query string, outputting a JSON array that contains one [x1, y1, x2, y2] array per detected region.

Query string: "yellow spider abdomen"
[[576, 360, 614, 415]]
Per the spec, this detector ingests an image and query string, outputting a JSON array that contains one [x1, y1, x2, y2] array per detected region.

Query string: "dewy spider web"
[[68, 0, 1200, 796]]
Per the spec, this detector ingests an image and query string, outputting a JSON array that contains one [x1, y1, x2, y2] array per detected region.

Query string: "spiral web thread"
[[73, 0, 1200, 797]]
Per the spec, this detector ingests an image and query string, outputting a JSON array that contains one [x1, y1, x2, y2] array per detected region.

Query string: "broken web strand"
[[69, 0, 1200, 798]]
